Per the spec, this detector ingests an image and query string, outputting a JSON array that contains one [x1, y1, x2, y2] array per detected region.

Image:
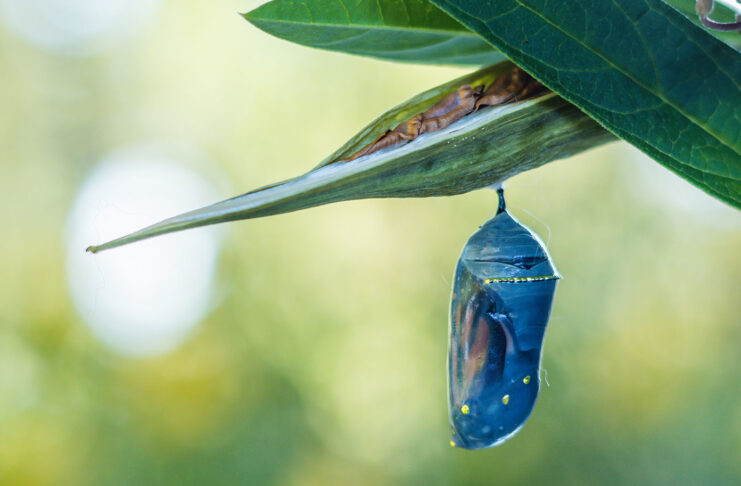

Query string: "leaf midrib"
[[505, 0, 741, 161], [246, 16, 485, 38]]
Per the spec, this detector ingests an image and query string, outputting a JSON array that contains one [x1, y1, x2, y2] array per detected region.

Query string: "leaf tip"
[[241, 2, 268, 23]]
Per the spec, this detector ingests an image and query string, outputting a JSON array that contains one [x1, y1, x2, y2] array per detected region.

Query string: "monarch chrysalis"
[[448, 188, 559, 449]]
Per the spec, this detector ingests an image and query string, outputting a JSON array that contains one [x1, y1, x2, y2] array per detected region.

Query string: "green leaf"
[[431, 0, 741, 207], [243, 0, 504, 65], [87, 62, 614, 252]]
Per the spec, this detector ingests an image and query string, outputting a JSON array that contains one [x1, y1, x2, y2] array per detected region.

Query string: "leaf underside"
[[243, 0, 504, 65], [87, 62, 614, 252], [430, 0, 741, 208]]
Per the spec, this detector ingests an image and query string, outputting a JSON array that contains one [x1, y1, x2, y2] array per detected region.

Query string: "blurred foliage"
[[0, 1, 740, 485]]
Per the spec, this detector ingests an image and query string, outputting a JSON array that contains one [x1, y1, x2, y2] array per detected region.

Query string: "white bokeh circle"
[[0, 0, 159, 55], [66, 144, 225, 356]]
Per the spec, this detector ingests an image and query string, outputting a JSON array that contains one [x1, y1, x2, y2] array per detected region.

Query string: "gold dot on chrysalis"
[[523, 375, 531, 384], [450, 440, 456, 447], [502, 394, 510, 405], [461, 404, 470, 415]]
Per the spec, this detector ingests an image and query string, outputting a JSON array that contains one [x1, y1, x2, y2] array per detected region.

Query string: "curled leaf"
[[87, 62, 614, 253]]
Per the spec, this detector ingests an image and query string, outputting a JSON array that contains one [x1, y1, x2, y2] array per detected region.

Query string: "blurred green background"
[[1, 1, 740, 485]]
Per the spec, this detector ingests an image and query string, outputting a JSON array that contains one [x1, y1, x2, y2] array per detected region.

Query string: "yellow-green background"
[[1, 1, 740, 484]]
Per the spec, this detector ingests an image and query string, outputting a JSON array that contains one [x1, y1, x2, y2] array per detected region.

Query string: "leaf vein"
[[508, 0, 741, 157]]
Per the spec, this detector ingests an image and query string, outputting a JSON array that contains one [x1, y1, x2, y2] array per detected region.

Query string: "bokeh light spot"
[[66, 144, 225, 356], [0, 0, 159, 55]]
